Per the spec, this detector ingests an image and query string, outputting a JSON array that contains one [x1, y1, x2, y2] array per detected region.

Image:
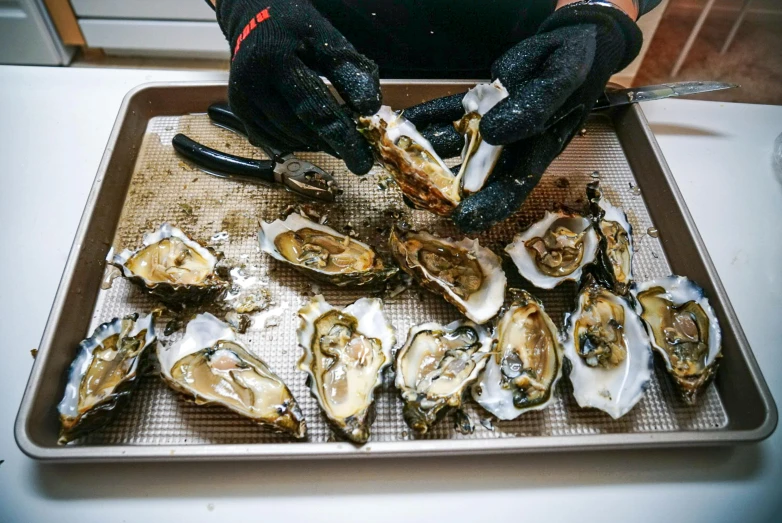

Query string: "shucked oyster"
[[506, 211, 599, 289], [632, 276, 722, 404], [472, 291, 563, 420], [564, 275, 653, 419], [297, 295, 396, 443], [454, 80, 509, 194], [259, 213, 396, 286], [359, 106, 460, 216], [158, 313, 306, 439], [390, 227, 506, 324], [396, 320, 493, 434], [587, 182, 634, 294], [58, 312, 158, 444], [111, 223, 227, 307]]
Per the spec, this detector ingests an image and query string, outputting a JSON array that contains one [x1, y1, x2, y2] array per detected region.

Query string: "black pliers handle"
[[172, 103, 337, 203]]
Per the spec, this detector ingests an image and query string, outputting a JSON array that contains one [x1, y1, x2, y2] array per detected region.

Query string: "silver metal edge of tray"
[[14, 81, 778, 462]]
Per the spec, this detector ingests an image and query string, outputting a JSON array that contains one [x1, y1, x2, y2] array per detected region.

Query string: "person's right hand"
[[215, 0, 381, 174]]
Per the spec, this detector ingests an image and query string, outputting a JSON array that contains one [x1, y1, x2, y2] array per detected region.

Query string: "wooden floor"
[[635, 1, 782, 104]]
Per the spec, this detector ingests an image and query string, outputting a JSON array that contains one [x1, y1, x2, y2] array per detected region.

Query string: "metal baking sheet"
[[15, 82, 777, 461]]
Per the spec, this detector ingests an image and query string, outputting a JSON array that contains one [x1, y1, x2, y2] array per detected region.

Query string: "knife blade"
[[593, 81, 738, 110]]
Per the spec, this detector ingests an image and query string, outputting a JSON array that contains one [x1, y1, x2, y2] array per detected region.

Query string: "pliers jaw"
[[273, 156, 337, 202]]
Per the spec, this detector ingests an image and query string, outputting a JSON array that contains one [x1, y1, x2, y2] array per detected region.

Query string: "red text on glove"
[[233, 8, 270, 59]]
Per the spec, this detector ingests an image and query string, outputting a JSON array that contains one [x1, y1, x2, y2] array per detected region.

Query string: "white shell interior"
[[395, 320, 493, 401], [563, 286, 653, 419], [371, 106, 452, 174], [297, 295, 396, 421], [472, 298, 563, 420], [598, 196, 634, 283], [58, 313, 157, 418], [459, 80, 509, 194], [111, 222, 218, 279], [157, 312, 235, 377], [258, 212, 374, 267], [506, 211, 599, 289], [631, 276, 722, 368], [406, 232, 506, 324]]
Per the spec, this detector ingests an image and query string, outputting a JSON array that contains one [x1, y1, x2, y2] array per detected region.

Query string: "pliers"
[[172, 102, 338, 202]]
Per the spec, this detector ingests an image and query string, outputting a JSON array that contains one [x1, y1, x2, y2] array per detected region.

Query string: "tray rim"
[[15, 81, 778, 462]]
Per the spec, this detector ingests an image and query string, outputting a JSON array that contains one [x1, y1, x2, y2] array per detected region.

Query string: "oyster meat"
[[158, 313, 306, 439], [259, 213, 396, 286], [472, 291, 563, 420], [297, 295, 396, 443], [454, 80, 509, 194], [632, 276, 722, 404], [390, 227, 506, 324], [506, 211, 599, 289], [587, 182, 634, 294], [359, 106, 460, 216], [563, 275, 653, 419], [396, 320, 493, 434], [58, 312, 158, 444], [111, 223, 227, 307]]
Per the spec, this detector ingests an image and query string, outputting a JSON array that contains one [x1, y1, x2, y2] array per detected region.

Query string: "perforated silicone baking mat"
[[76, 111, 727, 448]]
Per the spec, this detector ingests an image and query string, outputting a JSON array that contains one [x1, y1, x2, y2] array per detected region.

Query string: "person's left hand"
[[405, 4, 642, 232]]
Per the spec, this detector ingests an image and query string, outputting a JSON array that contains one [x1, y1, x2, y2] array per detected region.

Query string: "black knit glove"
[[406, 5, 642, 232], [215, 0, 381, 174]]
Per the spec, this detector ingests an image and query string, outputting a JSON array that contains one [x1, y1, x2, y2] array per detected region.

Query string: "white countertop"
[[1, 66, 780, 522]]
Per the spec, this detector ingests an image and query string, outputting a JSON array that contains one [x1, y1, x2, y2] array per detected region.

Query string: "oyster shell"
[[58, 312, 158, 444], [395, 320, 493, 434], [111, 223, 227, 307], [563, 275, 653, 419], [587, 182, 634, 294], [389, 227, 506, 324], [472, 291, 563, 420], [358, 106, 460, 216], [158, 313, 306, 439], [632, 276, 722, 404], [506, 211, 599, 289], [454, 80, 509, 194], [297, 295, 396, 443], [259, 213, 396, 286]]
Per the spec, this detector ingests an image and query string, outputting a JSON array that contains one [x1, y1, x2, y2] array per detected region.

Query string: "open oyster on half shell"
[[632, 276, 722, 404], [506, 211, 599, 289], [297, 295, 396, 444], [587, 182, 634, 294], [158, 313, 306, 439], [472, 291, 563, 420], [58, 312, 158, 444], [111, 223, 227, 307], [396, 320, 493, 434], [259, 213, 396, 287], [359, 106, 460, 216], [453, 80, 509, 195], [563, 274, 653, 419], [389, 227, 506, 324]]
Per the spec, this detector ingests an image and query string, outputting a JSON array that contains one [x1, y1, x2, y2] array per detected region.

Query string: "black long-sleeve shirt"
[[313, 0, 661, 78]]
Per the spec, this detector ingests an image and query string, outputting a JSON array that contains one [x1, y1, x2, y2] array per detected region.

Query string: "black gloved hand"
[[406, 5, 642, 232], [215, 0, 381, 174]]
